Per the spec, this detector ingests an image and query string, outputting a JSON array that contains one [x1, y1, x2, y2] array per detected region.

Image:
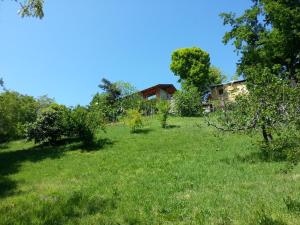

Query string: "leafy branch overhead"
[[13, 0, 44, 18]]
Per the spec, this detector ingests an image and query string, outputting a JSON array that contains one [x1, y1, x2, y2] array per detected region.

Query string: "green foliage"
[[93, 80, 143, 122], [125, 109, 143, 133], [26, 104, 69, 145], [157, 100, 170, 128], [220, 0, 300, 83], [173, 86, 202, 117], [17, 0, 44, 18], [116, 81, 143, 113], [214, 0, 300, 162], [209, 66, 227, 85], [140, 99, 158, 116], [98, 78, 121, 104], [26, 103, 105, 147], [0, 78, 5, 91], [70, 106, 105, 147], [170, 47, 211, 93], [36, 95, 55, 111], [0, 91, 38, 142], [90, 93, 116, 122], [211, 69, 300, 168]]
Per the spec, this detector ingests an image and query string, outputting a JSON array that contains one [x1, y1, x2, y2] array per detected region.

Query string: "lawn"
[[0, 117, 300, 225]]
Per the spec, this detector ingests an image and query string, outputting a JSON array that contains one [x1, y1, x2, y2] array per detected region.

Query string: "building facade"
[[139, 84, 177, 100], [210, 80, 248, 102]]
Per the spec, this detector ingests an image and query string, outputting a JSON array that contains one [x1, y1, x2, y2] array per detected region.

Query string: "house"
[[202, 79, 248, 112], [209, 79, 247, 102], [139, 84, 177, 100]]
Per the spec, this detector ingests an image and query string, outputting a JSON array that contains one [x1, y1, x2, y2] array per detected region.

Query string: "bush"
[[125, 109, 143, 133], [173, 86, 202, 117], [70, 106, 105, 147], [90, 93, 118, 122], [260, 130, 300, 165], [26, 104, 69, 145], [140, 99, 157, 116], [0, 91, 38, 142], [157, 100, 170, 128]]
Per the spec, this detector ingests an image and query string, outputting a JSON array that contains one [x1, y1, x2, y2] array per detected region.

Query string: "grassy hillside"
[[1, 117, 300, 225]]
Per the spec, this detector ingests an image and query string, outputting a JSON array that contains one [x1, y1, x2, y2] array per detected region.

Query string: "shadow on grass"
[[285, 196, 300, 214], [0, 137, 114, 199], [81, 138, 115, 151], [132, 128, 153, 135], [0, 190, 120, 224], [221, 151, 290, 165], [165, 125, 181, 129]]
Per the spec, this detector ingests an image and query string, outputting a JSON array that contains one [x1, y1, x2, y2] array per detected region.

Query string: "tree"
[[26, 104, 68, 145], [115, 81, 143, 113], [212, 0, 300, 159], [220, 0, 300, 84], [94, 79, 143, 122], [98, 78, 121, 104], [173, 86, 202, 117], [209, 66, 227, 85], [125, 109, 143, 133], [13, 0, 44, 18], [70, 106, 105, 147], [0, 91, 38, 142], [157, 100, 170, 128], [170, 47, 211, 93], [37, 95, 55, 111], [0, 78, 5, 91]]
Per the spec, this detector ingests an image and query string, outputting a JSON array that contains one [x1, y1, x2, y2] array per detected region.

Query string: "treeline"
[[0, 76, 208, 145], [0, 79, 144, 146]]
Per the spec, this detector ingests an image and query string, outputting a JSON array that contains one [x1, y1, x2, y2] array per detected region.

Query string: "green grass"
[[1, 117, 300, 225]]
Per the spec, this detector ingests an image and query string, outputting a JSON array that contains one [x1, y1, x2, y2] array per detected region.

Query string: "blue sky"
[[0, 0, 251, 106]]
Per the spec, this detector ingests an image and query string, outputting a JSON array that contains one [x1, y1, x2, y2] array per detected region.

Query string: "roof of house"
[[139, 84, 177, 96], [210, 79, 246, 88]]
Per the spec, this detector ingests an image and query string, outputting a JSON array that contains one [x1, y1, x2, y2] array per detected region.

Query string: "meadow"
[[1, 117, 300, 225]]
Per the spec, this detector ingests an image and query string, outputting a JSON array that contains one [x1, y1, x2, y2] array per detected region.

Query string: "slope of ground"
[[0, 117, 300, 225]]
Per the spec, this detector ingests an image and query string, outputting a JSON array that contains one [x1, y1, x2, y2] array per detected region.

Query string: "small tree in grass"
[[173, 85, 202, 117], [70, 106, 105, 147], [157, 100, 170, 128], [26, 104, 69, 145], [125, 109, 143, 133]]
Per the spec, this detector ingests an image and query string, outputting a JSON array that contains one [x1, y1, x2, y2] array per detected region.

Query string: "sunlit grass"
[[1, 117, 300, 224]]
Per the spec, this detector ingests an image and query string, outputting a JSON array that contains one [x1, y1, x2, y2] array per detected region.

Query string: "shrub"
[[0, 91, 38, 142], [260, 130, 300, 166], [125, 109, 143, 133], [157, 100, 170, 128], [70, 106, 105, 147], [26, 104, 69, 145], [140, 99, 157, 116], [173, 86, 202, 117], [90, 93, 117, 122]]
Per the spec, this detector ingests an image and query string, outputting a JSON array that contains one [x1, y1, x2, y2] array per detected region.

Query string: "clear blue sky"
[[0, 0, 250, 106]]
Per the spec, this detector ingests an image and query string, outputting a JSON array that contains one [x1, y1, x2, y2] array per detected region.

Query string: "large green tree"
[[0, 91, 39, 142], [220, 0, 300, 83], [214, 0, 300, 150], [170, 47, 211, 93]]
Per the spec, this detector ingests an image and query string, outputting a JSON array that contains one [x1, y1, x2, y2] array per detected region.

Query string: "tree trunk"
[[262, 125, 272, 144]]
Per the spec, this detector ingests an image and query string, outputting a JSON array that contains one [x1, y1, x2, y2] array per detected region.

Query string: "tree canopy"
[[216, 0, 300, 148], [170, 47, 211, 93], [17, 0, 44, 18], [220, 0, 300, 83]]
